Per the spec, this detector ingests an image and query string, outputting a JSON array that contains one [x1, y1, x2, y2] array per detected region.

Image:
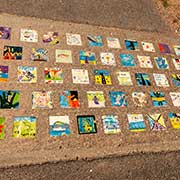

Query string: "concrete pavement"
[[0, 0, 171, 32], [1, 151, 180, 180]]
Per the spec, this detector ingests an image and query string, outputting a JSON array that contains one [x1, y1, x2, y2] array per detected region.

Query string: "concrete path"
[[0, 14, 179, 169], [0, 6, 179, 177], [0, 0, 170, 32], [1, 151, 180, 180]]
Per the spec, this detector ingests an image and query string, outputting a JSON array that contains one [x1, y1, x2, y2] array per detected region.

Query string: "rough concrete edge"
[[0, 0, 172, 34], [1, 139, 180, 168]]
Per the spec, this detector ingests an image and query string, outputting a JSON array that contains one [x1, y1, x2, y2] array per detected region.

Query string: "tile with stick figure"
[[94, 69, 112, 85], [87, 91, 105, 108]]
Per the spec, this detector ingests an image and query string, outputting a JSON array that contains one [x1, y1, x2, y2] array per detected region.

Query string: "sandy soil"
[[154, 0, 180, 35]]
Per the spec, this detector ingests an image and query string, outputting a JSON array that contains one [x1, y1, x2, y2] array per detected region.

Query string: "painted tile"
[[0, 66, 8, 82], [32, 91, 53, 109], [107, 37, 121, 49], [0, 27, 11, 40], [168, 112, 180, 129], [13, 116, 36, 138], [66, 33, 82, 46], [119, 54, 135, 67], [153, 73, 169, 87], [154, 57, 169, 69], [137, 55, 153, 68], [94, 69, 112, 85], [49, 116, 70, 137], [87, 91, 105, 108], [158, 43, 171, 54], [117, 71, 132, 86], [146, 114, 166, 131], [18, 66, 37, 83], [77, 115, 97, 134], [44, 68, 63, 84], [132, 92, 147, 107], [3, 46, 22, 60], [87, 35, 103, 46], [20, 29, 38, 42], [125, 40, 139, 51], [72, 69, 89, 84], [60, 91, 80, 108], [31, 48, 48, 62], [0, 90, 20, 109], [109, 91, 128, 107], [170, 92, 180, 106], [79, 51, 96, 65], [56, 50, 72, 63], [102, 115, 120, 134], [141, 42, 155, 52], [135, 73, 151, 86], [100, 52, 116, 66], [127, 114, 146, 132], [43, 32, 59, 45], [150, 91, 167, 107]]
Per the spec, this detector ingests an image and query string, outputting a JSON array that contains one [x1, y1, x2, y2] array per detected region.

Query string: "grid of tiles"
[[0, 27, 180, 139]]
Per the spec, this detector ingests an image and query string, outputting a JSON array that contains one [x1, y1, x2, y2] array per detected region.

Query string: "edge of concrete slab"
[[1, 139, 180, 168], [0, 13, 177, 37], [0, 0, 172, 33]]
